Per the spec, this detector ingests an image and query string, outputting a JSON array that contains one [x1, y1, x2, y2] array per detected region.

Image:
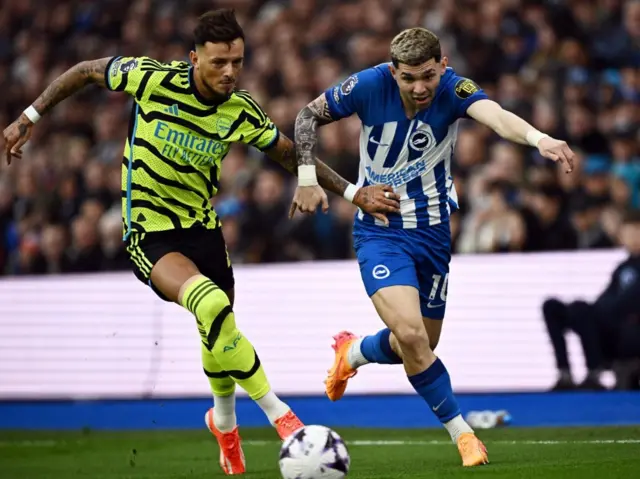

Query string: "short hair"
[[193, 9, 244, 47], [390, 28, 441, 67]]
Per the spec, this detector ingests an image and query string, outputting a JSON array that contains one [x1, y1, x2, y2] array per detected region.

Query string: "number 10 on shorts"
[[429, 273, 448, 302]]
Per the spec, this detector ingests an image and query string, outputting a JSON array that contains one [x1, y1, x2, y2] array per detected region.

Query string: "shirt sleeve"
[[450, 76, 489, 120], [324, 67, 382, 120], [232, 91, 280, 151], [105, 56, 156, 101]]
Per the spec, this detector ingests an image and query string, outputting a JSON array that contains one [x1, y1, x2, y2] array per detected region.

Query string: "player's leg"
[[412, 238, 487, 466], [126, 235, 245, 475], [181, 228, 303, 439], [324, 237, 414, 400], [348, 316, 441, 368], [327, 231, 444, 393], [128, 236, 236, 413], [377, 285, 487, 467]]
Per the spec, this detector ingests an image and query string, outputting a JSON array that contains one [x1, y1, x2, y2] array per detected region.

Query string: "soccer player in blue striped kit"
[[291, 27, 575, 466]]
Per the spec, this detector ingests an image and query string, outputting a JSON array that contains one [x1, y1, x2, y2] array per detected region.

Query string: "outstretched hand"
[[537, 137, 575, 174], [2, 114, 33, 165], [288, 185, 330, 219]]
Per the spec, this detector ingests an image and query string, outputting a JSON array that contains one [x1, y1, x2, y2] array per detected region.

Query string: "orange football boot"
[[205, 408, 246, 475], [274, 410, 304, 440], [457, 432, 489, 467], [324, 331, 359, 401]]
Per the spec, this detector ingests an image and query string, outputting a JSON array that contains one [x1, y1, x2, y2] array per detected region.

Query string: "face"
[[190, 39, 244, 99], [572, 209, 598, 232], [41, 226, 66, 258], [390, 57, 447, 110]]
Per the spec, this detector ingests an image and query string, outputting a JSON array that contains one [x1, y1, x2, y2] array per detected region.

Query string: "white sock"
[[347, 338, 369, 369], [444, 414, 474, 443], [213, 394, 237, 433], [255, 390, 291, 426]]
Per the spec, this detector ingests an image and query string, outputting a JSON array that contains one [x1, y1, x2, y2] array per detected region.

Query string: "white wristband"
[[343, 184, 358, 203], [23, 105, 41, 124], [525, 129, 549, 147], [298, 165, 318, 187]]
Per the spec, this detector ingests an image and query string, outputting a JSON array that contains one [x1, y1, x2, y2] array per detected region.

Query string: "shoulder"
[[231, 90, 268, 119], [109, 56, 188, 75], [232, 89, 262, 105], [223, 91, 274, 134], [440, 67, 484, 100], [340, 63, 391, 95]]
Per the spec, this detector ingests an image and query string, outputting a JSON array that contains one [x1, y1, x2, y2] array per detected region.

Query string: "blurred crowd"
[[0, 0, 638, 276]]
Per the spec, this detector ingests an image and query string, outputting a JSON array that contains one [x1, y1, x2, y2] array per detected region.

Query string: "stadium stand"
[[0, 0, 638, 275]]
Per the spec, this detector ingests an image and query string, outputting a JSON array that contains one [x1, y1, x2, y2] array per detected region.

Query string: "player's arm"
[[2, 57, 113, 164], [294, 94, 336, 168], [288, 93, 349, 214], [265, 131, 345, 195], [466, 99, 575, 173], [291, 93, 348, 195], [264, 132, 400, 221]]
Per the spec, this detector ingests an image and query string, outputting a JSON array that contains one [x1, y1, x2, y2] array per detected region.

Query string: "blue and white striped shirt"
[[324, 65, 487, 229]]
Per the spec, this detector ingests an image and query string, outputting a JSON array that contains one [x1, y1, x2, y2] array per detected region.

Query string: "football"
[[279, 425, 350, 478]]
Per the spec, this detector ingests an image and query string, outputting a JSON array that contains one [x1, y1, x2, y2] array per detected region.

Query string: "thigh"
[[225, 288, 235, 308], [371, 285, 423, 332], [126, 230, 196, 302], [151, 252, 200, 303], [543, 298, 569, 327], [184, 226, 235, 293], [415, 231, 451, 321], [566, 301, 596, 332], [355, 234, 420, 299]]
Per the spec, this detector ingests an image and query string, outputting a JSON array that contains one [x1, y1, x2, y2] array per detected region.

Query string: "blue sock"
[[359, 329, 403, 364], [408, 358, 461, 423]]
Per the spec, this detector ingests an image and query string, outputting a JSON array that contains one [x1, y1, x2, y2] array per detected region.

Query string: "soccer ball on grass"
[[279, 425, 350, 478]]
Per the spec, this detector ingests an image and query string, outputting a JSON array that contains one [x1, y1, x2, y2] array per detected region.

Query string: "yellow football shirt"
[[105, 56, 279, 239]]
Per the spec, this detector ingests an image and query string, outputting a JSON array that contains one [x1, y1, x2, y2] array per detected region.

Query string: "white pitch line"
[[243, 439, 640, 446], [1, 439, 639, 448], [0, 440, 62, 447]]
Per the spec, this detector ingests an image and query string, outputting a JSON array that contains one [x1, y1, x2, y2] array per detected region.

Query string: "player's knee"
[[393, 323, 430, 355], [542, 298, 564, 322], [191, 287, 236, 348]]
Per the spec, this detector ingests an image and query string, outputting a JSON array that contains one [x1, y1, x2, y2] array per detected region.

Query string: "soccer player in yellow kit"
[[2, 9, 400, 476]]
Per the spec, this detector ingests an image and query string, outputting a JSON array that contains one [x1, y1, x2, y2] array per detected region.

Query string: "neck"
[[190, 68, 227, 104]]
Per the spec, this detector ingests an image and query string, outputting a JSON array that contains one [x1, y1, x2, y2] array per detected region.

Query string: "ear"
[[388, 63, 397, 79], [441, 56, 449, 69], [189, 50, 198, 68]]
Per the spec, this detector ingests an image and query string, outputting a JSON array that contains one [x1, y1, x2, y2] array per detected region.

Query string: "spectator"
[[541, 209, 640, 391], [0, 0, 637, 276], [523, 184, 578, 252], [99, 210, 129, 271]]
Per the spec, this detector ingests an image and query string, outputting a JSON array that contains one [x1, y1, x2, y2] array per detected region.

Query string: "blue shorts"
[[353, 221, 451, 320]]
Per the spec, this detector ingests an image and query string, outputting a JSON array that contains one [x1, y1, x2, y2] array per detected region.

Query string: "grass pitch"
[[1, 426, 639, 478]]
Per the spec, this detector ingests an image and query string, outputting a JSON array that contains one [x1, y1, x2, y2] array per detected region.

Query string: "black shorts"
[[125, 226, 235, 302]]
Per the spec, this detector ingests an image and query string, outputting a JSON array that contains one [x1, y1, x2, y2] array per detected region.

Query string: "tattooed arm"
[[266, 133, 349, 196], [266, 131, 401, 223], [3, 57, 113, 164], [294, 94, 337, 168], [31, 58, 112, 115]]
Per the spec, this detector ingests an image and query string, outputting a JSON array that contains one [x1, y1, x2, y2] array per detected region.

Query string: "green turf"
[[1, 427, 639, 478]]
